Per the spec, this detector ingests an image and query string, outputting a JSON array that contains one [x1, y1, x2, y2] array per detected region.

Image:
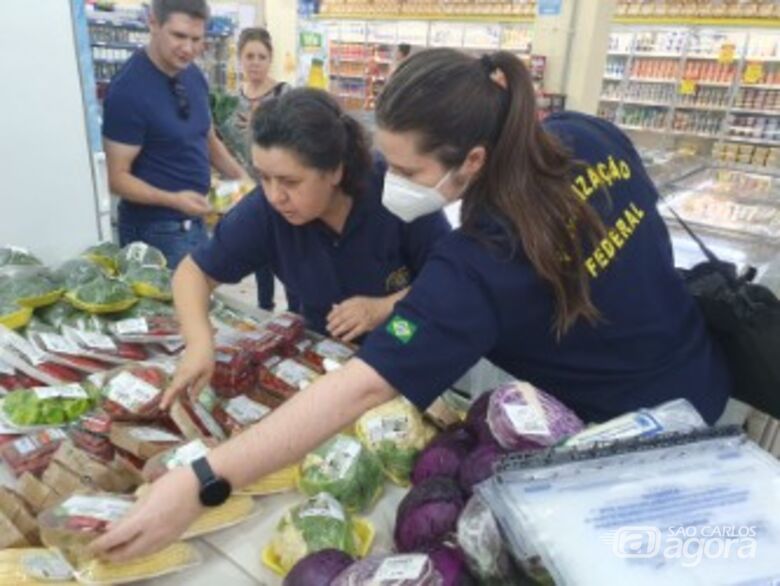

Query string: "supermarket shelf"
[[622, 99, 674, 107], [694, 80, 734, 87], [599, 96, 622, 102], [88, 18, 146, 30], [743, 55, 780, 62], [330, 56, 392, 65], [607, 51, 631, 56], [671, 130, 720, 139], [620, 124, 668, 133], [743, 84, 780, 91], [675, 103, 729, 111], [330, 74, 367, 81], [686, 53, 730, 60], [613, 17, 780, 28], [730, 108, 780, 116], [632, 51, 685, 58], [91, 40, 144, 50], [316, 13, 534, 23], [723, 135, 780, 146], [628, 77, 678, 83], [604, 74, 624, 81]]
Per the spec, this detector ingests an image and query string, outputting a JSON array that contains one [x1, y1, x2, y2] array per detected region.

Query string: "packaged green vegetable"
[[0, 298, 33, 331], [298, 435, 384, 513], [116, 298, 175, 320], [81, 242, 120, 275], [268, 493, 359, 575], [0, 273, 64, 309], [2, 384, 97, 427], [54, 259, 104, 290], [355, 397, 436, 486], [117, 242, 167, 274], [65, 275, 137, 315], [37, 301, 79, 330], [122, 265, 172, 301], [0, 246, 43, 269]]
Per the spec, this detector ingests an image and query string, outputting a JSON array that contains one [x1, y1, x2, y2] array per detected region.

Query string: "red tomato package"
[[297, 336, 356, 374], [0, 428, 69, 477], [263, 312, 305, 353], [212, 394, 272, 435], [211, 346, 256, 399], [0, 327, 84, 385], [100, 364, 168, 422], [257, 356, 319, 402]]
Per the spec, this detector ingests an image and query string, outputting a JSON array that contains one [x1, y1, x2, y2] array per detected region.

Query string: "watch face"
[[200, 478, 231, 507]]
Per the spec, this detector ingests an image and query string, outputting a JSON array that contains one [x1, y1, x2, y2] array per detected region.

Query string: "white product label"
[[374, 554, 428, 581], [298, 493, 345, 522], [503, 403, 551, 437], [224, 396, 270, 426], [0, 358, 14, 375], [33, 384, 88, 401], [161, 339, 185, 353], [13, 429, 68, 456], [70, 330, 117, 352], [130, 427, 181, 443], [314, 339, 353, 362], [192, 402, 227, 440], [270, 316, 294, 329], [125, 242, 149, 264], [5, 334, 47, 365], [215, 351, 235, 364], [38, 333, 81, 356], [322, 358, 343, 373], [61, 495, 133, 523], [323, 437, 362, 479], [273, 359, 316, 390], [86, 372, 106, 388], [565, 412, 662, 448], [366, 415, 409, 445], [262, 355, 282, 370], [165, 439, 209, 470], [105, 371, 161, 413], [21, 552, 74, 581], [115, 318, 149, 335]]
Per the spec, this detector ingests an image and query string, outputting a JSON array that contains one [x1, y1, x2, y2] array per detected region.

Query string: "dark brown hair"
[[376, 48, 605, 337], [252, 88, 371, 198], [238, 27, 273, 55], [151, 0, 209, 25]]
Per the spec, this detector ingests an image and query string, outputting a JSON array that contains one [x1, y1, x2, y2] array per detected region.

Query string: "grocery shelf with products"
[[318, 0, 537, 19], [614, 0, 780, 21], [598, 24, 780, 173], [86, 7, 236, 100], [316, 18, 535, 111]]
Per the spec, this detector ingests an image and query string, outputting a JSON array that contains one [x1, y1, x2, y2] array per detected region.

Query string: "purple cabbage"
[[332, 554, 443, 586], [486, 382, 584, 451], [283, 549, 354, 586], [425, 544, 477, 586], [457, 442, 507, 494], [465, 392, 494, 445], [395, 477, 466, 553], [411, 426, 476, 485]]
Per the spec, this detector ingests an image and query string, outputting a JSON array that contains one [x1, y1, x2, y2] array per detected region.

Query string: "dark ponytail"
[[377, 49, 605, 337], [251, 88, 372, 198]]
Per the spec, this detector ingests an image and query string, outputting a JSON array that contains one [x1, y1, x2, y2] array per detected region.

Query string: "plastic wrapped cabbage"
[[55, 258, 104, 290], [63, 312, 111, 333], [425, 544, 477, 586], [117, 242, 167, 274], [0, 297, 32, 331], [486, 381, 584, 451], [284, 549, 354, 586], [458, 442, 507, 495], [411, 426, 476, 486], [0, 272, 64, 308], [394, 477, 465, 553], [117, 297, 175, 320], [38, 300, 79, 329], [299, 435, 384, 513], [122, 265, 172, 301], [81, 242, 121, 274], [0, 246, 42, 269], [456, 495, 521, 585], [356, 397, 436, 486], [2, 384, 98, 426], [269, 493, 358, 574], [65, 274, 137, 314], [333, 554, 443, 586]]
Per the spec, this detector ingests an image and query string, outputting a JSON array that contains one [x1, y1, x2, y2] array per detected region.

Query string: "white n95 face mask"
[[382, 170, 452, 223]]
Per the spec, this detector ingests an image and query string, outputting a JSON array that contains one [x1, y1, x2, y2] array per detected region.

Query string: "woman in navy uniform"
[[93, 49, 731, 560]]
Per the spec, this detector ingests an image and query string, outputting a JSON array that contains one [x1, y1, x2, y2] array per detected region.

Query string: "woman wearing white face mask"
[[91, 49, 732, 562]]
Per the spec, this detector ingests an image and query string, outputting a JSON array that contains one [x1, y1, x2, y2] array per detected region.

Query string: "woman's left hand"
[[89, 466, 203, 563], [327, 296, 391, 342]]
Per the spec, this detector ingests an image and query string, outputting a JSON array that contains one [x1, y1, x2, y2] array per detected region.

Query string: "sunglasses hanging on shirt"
[[169, 76, 190, 120]]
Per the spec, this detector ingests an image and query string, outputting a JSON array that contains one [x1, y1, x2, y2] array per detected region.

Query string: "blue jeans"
[[119, 219, 208, 270]]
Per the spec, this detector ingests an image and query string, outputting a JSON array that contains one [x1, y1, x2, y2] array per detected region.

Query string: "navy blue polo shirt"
[[102, 50, 212, 224], [359, 112, 732, 424], [191, 156, 451, 335]]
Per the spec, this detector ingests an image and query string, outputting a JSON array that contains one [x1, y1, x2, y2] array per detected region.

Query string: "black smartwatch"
[[191, 456, 232, 507]]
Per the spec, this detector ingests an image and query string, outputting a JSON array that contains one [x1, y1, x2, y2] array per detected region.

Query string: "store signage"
[[538, 0, 563, 16], [429, 22, 464, 48], [367, 22, 398, 45], [397, 21, 428, 46], [463, 24, 501, 50], [717, 42, 736, 65], [679, 79, 697, 96], [742, 62, 764, 85]]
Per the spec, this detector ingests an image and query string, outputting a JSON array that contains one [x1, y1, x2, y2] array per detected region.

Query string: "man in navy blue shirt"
[[103, 0, 246, 268]]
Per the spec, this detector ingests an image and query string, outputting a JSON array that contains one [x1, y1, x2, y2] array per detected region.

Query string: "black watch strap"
[[192, 456, 232, 507], [192, 456, 216, 486]]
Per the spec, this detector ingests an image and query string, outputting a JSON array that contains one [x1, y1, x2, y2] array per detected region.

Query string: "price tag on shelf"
[[718, 42, 736, 65], [743, 62, 764, 85], [462, 24, 501, 50], [367, 22, 398, 45], [339, 21, 366, 43], [429, 22, 464, 48], [397, 21, 428, 46], [679, 79, 697, 96]]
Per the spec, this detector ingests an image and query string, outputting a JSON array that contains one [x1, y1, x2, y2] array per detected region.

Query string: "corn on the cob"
[[0, 548, 77, 585], [183, 495, 255, 539], [237, 464, 298, 496], [74, 542, 200, 585]]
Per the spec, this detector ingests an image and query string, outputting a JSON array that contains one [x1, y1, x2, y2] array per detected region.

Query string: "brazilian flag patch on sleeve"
[[386, 315, 418, 344]]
